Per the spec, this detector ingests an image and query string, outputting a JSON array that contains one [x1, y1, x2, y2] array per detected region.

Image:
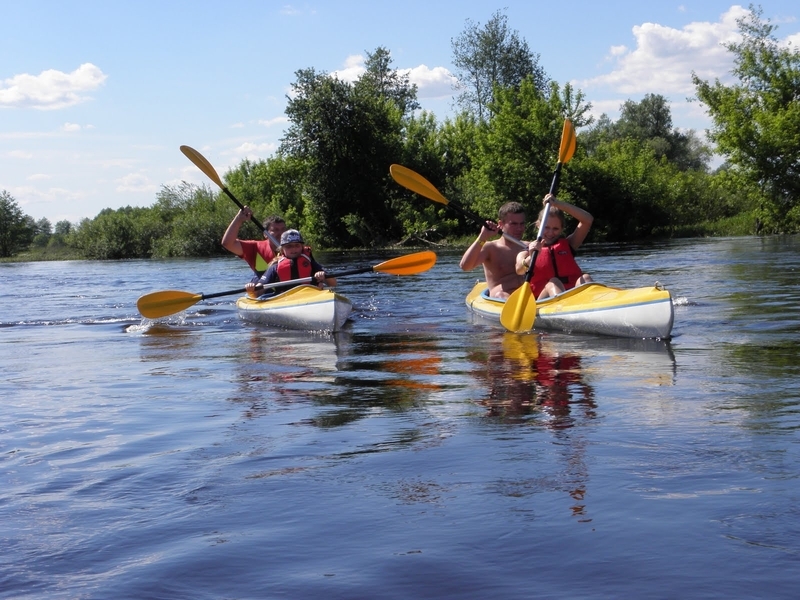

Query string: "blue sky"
[[2, 1, 799, 224]]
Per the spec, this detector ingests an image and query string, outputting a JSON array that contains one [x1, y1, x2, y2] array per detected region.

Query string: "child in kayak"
[[245, 229, 336, 298], [515, 194, 593, 300]]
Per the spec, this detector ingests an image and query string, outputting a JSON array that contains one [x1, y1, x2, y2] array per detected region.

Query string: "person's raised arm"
[[459, 221, 497, 271], [221, 207, 253, 256], [548, 195, 593, 250]]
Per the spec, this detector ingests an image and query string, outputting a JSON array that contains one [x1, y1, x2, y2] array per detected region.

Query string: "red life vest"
[[530, 238, 583, 297], [275, 254, 314, 281]]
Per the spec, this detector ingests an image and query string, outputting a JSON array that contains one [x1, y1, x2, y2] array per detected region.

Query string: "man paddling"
[[459, 202, 528, 299], [221, 207, 286, 282]]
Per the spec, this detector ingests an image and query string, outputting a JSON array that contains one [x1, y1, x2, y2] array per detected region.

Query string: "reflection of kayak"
[[466, 281, 674, 339], [499, 331, 676, 387], [236, 285, 353, 332]]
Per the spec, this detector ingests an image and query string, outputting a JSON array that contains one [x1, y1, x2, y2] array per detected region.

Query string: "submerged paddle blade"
[[137, 290, 203, 319], [374, 250, 437, 275], [500, 285, 537, 333], [390, 165, 450, 206]]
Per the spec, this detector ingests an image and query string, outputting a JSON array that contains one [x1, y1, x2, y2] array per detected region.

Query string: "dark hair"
[[498, 201, 525, 221], [262, 215, 286, 229]]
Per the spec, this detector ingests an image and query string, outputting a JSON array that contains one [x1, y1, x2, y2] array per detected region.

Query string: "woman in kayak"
[[515, 193, 593, 300], [245, 229, 336, 298]]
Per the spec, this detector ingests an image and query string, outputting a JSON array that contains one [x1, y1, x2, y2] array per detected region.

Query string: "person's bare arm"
[[221, 207, 252, 256], [549, 196, 593, 249], [459, 222, 497, 271]]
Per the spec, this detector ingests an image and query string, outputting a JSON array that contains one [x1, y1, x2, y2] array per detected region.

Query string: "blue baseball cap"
[[280, 229, 304, 245]]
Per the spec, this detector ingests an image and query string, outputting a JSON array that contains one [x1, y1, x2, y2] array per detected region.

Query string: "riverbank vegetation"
[[2, 5, 797, 261]]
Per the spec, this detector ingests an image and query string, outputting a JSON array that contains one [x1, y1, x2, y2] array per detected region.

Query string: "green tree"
[[568, 139, 672, 240], [72, 206, 156, 259], [282, 50, 412, 248], [451, 9, 548, 122], [692, 4, 800, 231], [150, 183, 231, 258], [225, 153, 309, 234], [0, 190, 35, 257], [359, 46, 420, 115], [465, 79, 589, 230], [54, 220, 72, 236], [31, 217, 53, 247], [584, 94, 710, 171]]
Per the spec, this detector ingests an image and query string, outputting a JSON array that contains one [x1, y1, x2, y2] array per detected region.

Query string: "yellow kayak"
[[236, 285, 353, 332], [466, 281, 674, 339]]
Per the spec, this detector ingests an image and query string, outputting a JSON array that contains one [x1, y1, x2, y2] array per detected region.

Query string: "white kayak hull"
[[466, 281, 674, 339], [236, 285, 353, 332]]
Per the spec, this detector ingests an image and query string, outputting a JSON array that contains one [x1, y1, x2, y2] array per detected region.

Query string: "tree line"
[[2, 5, 797, 260]]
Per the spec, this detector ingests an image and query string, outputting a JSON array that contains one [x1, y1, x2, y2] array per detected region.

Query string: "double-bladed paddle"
[[500, 119, 577, 333], [180, 145, 280, 248], [136, 250, 437, 319], [389, 164, 527, 249]]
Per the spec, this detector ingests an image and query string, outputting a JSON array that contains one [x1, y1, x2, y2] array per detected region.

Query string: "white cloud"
[[332, 54, 366, 83], [12, 184, 85, 207], [257, 116, 290, 127], [331, 54, 456, 101], [115, 172, 158, 193], [784, 31, 800, 47], [0, 63, 107, 110], [61, 122, 81, 132], [405, 65, 457, 99], [227, 141, 278, 160], [7, 150, 33, 159], [99, 158, 140, 169], [28, 173, 52, 181], [579, 6, 750, 96], [280, 5, 315, 16]]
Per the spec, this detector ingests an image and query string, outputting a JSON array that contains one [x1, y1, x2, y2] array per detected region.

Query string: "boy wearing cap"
[[245, 229, 336, 298]]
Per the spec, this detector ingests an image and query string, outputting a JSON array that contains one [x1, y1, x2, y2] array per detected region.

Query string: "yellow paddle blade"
[[180, 145, 225, 189], [374, 250, 437, 275], [499, 284, 537, 333], [390, 164, 450, 205], [559, 119, 577, 164], [137, 290, 203, 319]]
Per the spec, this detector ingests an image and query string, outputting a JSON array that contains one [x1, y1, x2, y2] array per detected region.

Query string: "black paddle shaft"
[[200, 265, 380, 301]]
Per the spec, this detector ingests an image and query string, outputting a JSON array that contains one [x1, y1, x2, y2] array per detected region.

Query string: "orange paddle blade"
[[390, 164, 450, 205], [137, 290, 203, 319], [559, 119, 577, 164], [180, 145, 225, 189], [500, 283, 537, 333]]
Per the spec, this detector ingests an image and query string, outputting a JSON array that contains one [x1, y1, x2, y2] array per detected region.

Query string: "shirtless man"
[[459, 201, 527, 299]]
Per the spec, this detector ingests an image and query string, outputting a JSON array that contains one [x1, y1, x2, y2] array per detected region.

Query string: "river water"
[[2, 236, 799, 599]]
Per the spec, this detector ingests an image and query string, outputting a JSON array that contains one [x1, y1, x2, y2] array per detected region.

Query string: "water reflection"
[[469, 331, 679, 522], [470, 332, 597, 426], [136, 323, 201, 363], [333, 333, 442, 398], [231, 329, 448, 430], [233, 328, 353, 414]]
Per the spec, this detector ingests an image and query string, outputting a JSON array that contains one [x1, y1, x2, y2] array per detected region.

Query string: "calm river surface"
[[2, 236, 799, 599]]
